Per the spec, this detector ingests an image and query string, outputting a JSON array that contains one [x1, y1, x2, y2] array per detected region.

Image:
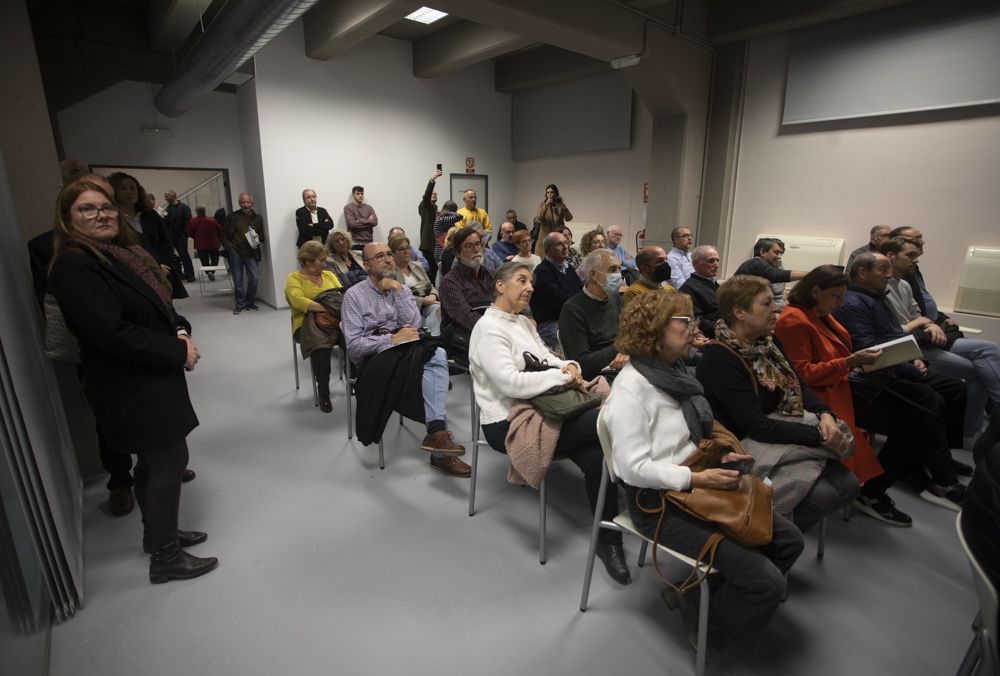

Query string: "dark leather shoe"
[[108, 486, 135, 516], [149, 540, 218, 584], [319, 397, 333, 413], [596, 542, 631, 585], [144, 529, 208, 553], [182, 468, 196, 483], [429, 455, 472, 478], [421, 430, 465, 456]]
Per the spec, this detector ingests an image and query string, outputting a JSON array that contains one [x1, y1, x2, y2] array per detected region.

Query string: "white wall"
[[513, 101, 653, 253], [249, 21, 514, 308], [58, 80, 247, 209], [728, 33, 1000, 315]]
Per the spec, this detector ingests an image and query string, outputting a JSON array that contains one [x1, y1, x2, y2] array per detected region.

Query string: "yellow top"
[[623, 278, 674, 305], [285, 269, 342, 333], [455, 207, 492, 231]]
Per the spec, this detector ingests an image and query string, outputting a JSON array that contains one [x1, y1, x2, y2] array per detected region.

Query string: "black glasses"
[[76, 203, 118, 219], [364, 251, 392, 263], [460, 241, 483, 251]]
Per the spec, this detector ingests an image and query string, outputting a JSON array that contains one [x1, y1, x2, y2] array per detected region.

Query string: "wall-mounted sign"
[[466, 157, 475, 174]]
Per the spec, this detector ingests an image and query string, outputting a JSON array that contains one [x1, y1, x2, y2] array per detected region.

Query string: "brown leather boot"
[[149, 539, 218, 584]]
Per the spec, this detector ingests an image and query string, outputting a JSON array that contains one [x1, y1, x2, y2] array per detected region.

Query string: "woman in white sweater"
[[469, 261, 630, 585], [603, 289, 804, 652]]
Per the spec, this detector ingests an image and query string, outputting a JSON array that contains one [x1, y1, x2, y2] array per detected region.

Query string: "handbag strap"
[[645, 492, 723, 595], [708, 340, 758, 396]]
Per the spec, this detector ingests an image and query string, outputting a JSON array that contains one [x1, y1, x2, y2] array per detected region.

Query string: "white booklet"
[[245, 226, 260, 249], [862, 335, 922, 372]]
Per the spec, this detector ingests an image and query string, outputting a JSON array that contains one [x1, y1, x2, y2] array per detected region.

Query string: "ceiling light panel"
[[405, 7, 448, 24]]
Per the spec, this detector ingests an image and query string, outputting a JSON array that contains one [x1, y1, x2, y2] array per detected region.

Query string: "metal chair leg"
[[378, 438, 385, 470], [345, 358, 354, 439], [292, 336, 300, 389], [539, 477, 547, 565], [579, 465, 609, 612], [468, 401, 479, 517], [637, 540, 649, 568], [817, 517, 826, 560], [696, 576, 710, 676]]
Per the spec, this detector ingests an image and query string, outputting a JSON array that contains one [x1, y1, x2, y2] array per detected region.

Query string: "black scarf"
[[630, 355, 714, 445]]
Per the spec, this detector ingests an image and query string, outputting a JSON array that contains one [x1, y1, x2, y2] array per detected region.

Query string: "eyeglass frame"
[[363, 251, 393, 263], [671, 315, 696, 333], [75, 203, 119, 220]]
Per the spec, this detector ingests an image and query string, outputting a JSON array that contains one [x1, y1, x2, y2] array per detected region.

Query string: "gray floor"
[[49, 283, 980, 676]]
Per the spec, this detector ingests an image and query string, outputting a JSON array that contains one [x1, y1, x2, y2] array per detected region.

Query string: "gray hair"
[[542, 231, 564, 252], [466, 220, 483, 233], [579, 248, 616, 278], [848, 251, 879, 281], [691, 245, 718, 263], [493, 261, 533, 297]]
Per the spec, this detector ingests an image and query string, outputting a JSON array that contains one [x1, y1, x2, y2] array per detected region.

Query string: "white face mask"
[[600, 271, 622, 295]]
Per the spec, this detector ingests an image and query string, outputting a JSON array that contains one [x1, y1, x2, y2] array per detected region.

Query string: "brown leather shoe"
[[429, 455, 472, 478], [108, 486, 135, 516], [420, 430, 465, 456]]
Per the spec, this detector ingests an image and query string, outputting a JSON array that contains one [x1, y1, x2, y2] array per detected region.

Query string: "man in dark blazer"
[[679, 245, 721, 338], [295, 188, 334, 248], [530, 230, 583, 350]]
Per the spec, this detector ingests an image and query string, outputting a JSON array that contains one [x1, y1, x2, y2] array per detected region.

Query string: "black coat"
[[139, 210, 188, 300], [49, 247, 198, 453], [294, 206, 335, 248]]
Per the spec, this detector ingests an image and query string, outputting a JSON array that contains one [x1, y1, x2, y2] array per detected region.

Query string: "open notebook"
[[861, 335, 922, 372]]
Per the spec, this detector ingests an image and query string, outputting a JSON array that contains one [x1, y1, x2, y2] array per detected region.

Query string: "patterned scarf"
[[91, 241, 174, 311], [714, 318, 804, 416]]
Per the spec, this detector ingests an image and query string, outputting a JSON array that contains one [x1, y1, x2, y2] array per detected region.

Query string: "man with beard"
[[223, 192, 265, 313], [341, 241, 470, 476], [666, 226, 695, 289], [439, 227, 495, 363]]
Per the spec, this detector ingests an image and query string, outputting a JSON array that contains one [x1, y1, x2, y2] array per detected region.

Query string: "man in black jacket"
[[680, 245, 721, 338], [224, 192, 266, 314], [163, 190, 194, 282], [417, 169, 442, 280], [295, 188, 334, 248], [530, 231, 582, 350]]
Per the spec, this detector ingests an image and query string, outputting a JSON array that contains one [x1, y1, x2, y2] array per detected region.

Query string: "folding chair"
[[956, 512, 999, 676]]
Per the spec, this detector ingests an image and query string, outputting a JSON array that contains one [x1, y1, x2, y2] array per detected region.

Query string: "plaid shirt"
[[341, 276, 421, 363]]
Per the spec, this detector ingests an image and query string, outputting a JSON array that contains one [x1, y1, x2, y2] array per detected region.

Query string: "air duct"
[[155, 0, 319, 118]]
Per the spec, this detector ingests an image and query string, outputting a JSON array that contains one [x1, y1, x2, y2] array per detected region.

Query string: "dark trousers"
[[853, 373, 964, 493], [97, 422, 133, 491], [133, 440, 189, 551], [482, 407, 622, 544], [420, 248, 438, 285], [173, 235, 195, 279], [791, 461, 859, 532], [196, 249, 220, 267], [626, 485, 805, 651], [311, 348, 332, 398]]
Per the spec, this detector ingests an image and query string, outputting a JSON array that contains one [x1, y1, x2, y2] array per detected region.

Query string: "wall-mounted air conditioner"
[[955, 247, 1000, 318], [754, 234, 845, 272]]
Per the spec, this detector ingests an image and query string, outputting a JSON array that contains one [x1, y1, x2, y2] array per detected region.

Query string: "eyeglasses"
[[392, 247, 409, 253], [671, 316, 696, 332], [364, 251, 392, 263], [76, 203, 118, 219], [460, 241, 483, 251]]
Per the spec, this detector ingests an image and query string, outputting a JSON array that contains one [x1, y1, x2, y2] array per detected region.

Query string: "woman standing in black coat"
[[49, 180, 217, 584]]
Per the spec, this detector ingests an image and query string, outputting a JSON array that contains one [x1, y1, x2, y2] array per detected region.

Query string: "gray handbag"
[[43, 293, 81, 363]]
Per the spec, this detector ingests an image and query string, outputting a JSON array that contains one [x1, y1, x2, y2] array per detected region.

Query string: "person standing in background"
[[343, 186, 378, 249], [418, 169, 443, 280], [164, 190, 195, 283], [224, 192, 265, 314], [295, 188, 334, 248], [187, 206, 222, 280], [456, 189, 492, 232], [533, 184, 572, 257]]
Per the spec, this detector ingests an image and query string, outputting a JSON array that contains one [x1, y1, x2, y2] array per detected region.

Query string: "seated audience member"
[[882, 237, 1000, 440], [469, 262, 630, 585], [492, 221, 518, 260], [387, 226, 430, 272], [186, 206, 222, 280], [579, 229, 607, 257], [439, 227, 494, 362], [285, 241, 344, 413], [418, 169, 443, 280], [438, 225, 463, 281], [679, 245, 721, 338], [606, 289, 804, 650], [343, 186, 378, 249], [456, 188, 492, 232], [734, 238, 806, 310], [845, 224, 891, 272], [697, 275, 860, 531], [530, 231, 583, 349], [667, 226, 695, 289], [510, 230, 541, 271], [605, 224, 637, 272], [325, 230, 366, 288], [775, 266, 911, 526], [561, 226, 583, 269], [433, 200, 461, 264], [559, 249, 628, 380], [389, 234, 441, 336], [465, 221, 503, 273], [340, 242, 469, 476], [295, 188, 334, 248], [506, 209, 527, 232], [833, 253, 968, 509], [624, 245, 672, 305]]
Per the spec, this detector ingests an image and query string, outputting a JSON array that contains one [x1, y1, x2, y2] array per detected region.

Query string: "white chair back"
[[957, 511, 999, 674], [595, 406, 618, 484]]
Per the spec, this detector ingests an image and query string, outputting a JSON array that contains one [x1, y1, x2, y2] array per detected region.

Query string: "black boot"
[[149, 539, 218, 584], [596, 542, 631, 585], [143, 529, 208, 553]]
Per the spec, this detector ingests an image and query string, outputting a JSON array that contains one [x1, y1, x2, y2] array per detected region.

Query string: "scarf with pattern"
[[91, 241, 173, 311], [714, 318, 804, 416]]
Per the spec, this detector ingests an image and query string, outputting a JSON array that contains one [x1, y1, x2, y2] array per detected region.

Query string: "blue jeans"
[[536, 320, 559, 349], [421, 304, 442, 336], [925, 338, 1000, 436], [422, 347, 449, 428], [227, 249, 259, 310]]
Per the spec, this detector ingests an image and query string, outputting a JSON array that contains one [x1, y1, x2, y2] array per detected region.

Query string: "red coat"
[[775, 304, 883, 484], [186, 216, 222, 250]]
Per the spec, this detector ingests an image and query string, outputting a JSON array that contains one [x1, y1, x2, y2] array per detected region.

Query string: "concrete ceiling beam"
[[303, 0, 420, 60], [413, 20, 533, 78]]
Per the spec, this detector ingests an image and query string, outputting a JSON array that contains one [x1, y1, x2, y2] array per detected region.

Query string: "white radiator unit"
[[755, 233, 845, 272], [565, 222, 601, 245], [955, 247, 1000, 318]]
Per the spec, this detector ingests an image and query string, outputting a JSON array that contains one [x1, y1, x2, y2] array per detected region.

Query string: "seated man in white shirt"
[[666, 226, 695, 289]]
